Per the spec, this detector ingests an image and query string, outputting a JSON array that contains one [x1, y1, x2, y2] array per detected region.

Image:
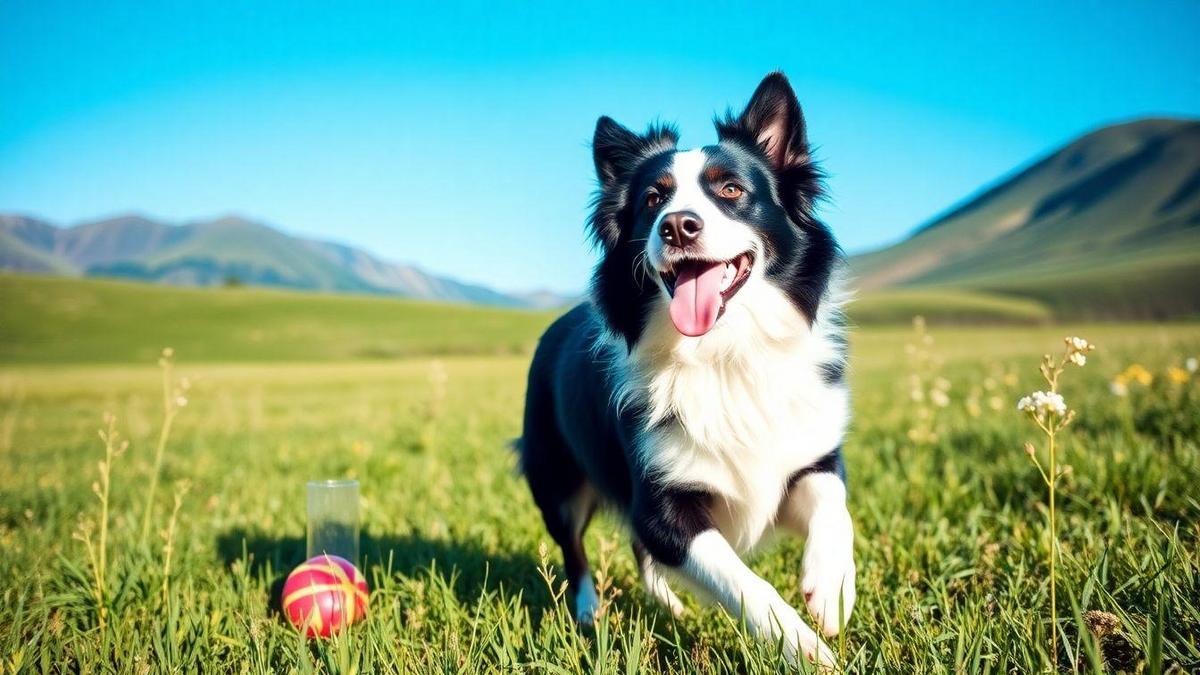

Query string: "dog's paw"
[[647, 578, 687, 618], [639, 556, 687, 618], [767, 603, 837, 670], [574, 575, 601, 626], [801, 548, 856, 637]]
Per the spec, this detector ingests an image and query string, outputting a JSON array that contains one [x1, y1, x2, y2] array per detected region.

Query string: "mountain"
[[0, 213, 567, 308], [851, 117, 1200, 320]]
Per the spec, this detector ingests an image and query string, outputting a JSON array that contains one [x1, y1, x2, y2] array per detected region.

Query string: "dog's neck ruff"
[[605, 277, 849, 550]]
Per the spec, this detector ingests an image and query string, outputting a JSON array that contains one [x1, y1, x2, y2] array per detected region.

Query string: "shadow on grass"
[[214, 527, 690, 655], [215, 529, 552, 617]]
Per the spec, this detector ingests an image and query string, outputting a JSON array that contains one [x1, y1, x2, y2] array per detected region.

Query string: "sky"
[[2, 2, 1199, 295]]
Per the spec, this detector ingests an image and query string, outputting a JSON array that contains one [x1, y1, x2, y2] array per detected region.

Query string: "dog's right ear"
[[593, 116, 679, 188], [590, 117, 677, 248], [592, 116, 643, 189]]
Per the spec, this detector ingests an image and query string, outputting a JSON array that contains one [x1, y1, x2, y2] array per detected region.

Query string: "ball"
[[281, 554, 369, 637]]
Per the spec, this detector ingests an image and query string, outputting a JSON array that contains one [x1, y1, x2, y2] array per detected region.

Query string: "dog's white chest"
[[624, 305, 850, 550], [645, 367, 847, 550]]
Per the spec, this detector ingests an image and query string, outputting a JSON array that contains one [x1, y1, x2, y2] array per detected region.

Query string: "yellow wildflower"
[[1122, 364, 1153, 386]]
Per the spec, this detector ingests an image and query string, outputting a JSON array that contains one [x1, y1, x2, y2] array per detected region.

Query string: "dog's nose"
[[659, 211, 703, 248]]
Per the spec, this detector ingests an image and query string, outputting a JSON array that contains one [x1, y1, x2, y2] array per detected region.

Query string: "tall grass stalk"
[[73, 412, 127, 631], [160, 480, 190, 606], [140, 348, 187, 545]]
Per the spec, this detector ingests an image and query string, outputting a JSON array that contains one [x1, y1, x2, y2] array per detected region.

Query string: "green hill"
[[847, 288, 1053, 325], [851, 118, 1200, 320], [0, 274, 557, 364]]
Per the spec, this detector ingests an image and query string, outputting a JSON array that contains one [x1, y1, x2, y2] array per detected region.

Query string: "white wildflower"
[[1066, 336, 1093, 353], [1068, 352, 1087, 367], [931, 389, 950, 407], [1018, 390, 1067, 419], [1038, 391, 1067, 415], [1109, 381, 1128, 397], [1187, 357, 1198, 373]]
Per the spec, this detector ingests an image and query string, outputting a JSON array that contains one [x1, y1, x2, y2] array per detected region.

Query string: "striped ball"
[[281, 554, 369, 637]]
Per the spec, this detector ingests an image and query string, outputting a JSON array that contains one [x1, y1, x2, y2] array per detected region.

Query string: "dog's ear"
[[718, 72, 809, 170], [592, 116, 677, 186], [589, 116, 678, 248], [593, 116, 642, 189]]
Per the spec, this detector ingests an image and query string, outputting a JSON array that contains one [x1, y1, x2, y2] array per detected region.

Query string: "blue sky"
[[2, 1, 1198, 294]]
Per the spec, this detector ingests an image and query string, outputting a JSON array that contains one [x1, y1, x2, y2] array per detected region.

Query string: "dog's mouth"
[[658, 252, 754, 337]]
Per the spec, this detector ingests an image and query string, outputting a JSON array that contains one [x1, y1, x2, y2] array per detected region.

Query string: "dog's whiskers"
[[632, 249, 656, 290]]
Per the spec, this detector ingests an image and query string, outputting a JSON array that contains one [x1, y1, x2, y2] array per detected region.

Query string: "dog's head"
[[588, 72, 838, 348]]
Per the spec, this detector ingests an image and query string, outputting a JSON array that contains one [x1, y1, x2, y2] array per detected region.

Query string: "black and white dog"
[[518, 72, 853, 665]]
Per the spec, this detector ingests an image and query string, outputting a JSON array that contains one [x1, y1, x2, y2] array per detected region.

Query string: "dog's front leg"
[[634, 489, 834, 667], [780, 469, 856, 637]]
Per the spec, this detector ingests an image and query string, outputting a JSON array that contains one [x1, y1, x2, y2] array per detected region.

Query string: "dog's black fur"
[[517, 72, 851, 662]]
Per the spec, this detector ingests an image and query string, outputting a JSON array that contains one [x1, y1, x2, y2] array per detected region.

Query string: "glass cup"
[[306, 479, 360, 566]]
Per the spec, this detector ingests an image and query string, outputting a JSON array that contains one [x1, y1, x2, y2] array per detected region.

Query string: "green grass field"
[[0, 275, 557, 364], [1, 277, 1199, 673], [0, 273, 1081, 367]]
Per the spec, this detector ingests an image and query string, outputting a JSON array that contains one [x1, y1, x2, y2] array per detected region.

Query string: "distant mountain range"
[[850, 117, 1200, 320], [0, 213, 569, 308], [3, 117, 1197, 318]]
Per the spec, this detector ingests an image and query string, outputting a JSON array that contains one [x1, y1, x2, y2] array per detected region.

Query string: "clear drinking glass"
[[306, 479, 360, 566]]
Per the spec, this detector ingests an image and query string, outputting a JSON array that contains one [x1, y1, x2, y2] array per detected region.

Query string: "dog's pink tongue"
[[669, 261, 725, 337]]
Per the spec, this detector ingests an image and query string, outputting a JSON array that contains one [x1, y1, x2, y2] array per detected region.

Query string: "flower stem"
[[141, 358, 174, 545], [1048, 430, 1057, 665]]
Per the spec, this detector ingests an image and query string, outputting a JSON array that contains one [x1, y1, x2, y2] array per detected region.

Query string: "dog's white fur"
[[683, 530, 835, 665], [781, 472, 857, 637], [639, 552, 687, 617], [603, 147, 855, 666], [647, 150, 758, 270]]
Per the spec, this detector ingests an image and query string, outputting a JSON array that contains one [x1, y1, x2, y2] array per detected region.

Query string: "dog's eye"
[[645, 192, 663, 209], [719, 184, 744, 199]]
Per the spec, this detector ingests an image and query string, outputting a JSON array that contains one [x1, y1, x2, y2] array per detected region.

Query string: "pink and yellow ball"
[[281, 554, 369, 638]]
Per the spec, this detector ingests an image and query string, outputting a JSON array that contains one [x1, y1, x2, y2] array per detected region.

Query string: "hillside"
[[851, 118, 1200, 320], [0, 274, 1065, 366], [0, 213, 560, 308], [0, 274, 557, 364]]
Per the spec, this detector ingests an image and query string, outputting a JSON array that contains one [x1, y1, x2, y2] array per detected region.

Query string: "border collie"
[[518, 72, 853, 666]]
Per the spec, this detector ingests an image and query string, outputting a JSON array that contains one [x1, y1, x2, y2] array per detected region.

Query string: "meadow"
[[1, 276, 1198, 673]]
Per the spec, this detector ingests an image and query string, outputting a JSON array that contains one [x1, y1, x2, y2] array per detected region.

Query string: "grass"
[[0, 274, 557, 364], [962, 250, 1200, 322], [0, 273, 1095, 371], [848, 288, 1054, 326], [1, 316, 1198, 673]]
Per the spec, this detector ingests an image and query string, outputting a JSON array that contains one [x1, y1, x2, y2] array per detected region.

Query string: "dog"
[[517, 72, 854, 666]]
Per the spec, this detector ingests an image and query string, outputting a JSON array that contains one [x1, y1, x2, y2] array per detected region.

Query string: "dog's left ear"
[[718, 72, 809, 170]]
